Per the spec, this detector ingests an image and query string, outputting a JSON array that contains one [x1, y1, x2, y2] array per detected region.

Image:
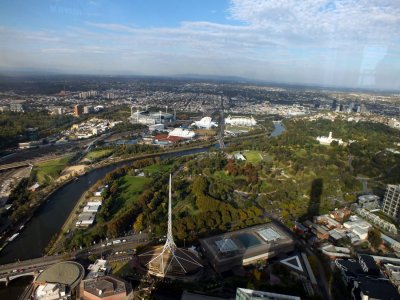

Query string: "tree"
[[368, 227, 382, 248], [133, 214, 144, 232]]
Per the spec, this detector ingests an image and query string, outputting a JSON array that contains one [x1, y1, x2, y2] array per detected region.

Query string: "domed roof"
[[35, 261, 84, 288]]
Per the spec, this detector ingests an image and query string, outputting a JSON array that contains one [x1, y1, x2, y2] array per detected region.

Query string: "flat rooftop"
[[200, 223, 294, 272]]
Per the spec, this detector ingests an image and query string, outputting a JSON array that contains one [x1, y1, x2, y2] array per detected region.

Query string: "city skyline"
[[1, 0, 400, 90]]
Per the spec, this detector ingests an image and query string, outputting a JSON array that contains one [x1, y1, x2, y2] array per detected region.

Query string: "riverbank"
[[0, 168, 83, 255], [0, 141, 212, 253], [45, 142, 220, 254], [0, 142, 221, 263], [46, 189, 91, 255], [46, 128, 278, 255], [0, 123, 278, 263]]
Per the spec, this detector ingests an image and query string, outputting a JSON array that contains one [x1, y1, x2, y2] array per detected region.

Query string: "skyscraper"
[[382, 184, 400, 223], [74, 104, 83, 117]]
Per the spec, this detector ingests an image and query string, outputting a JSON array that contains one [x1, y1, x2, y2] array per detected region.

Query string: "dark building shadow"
[[300, 178, 323, 221]]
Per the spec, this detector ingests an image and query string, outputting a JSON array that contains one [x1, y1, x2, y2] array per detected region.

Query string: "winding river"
[[0, 147, 212, 265], [0, 121, 285, 265], [0, 121, 286, 298]]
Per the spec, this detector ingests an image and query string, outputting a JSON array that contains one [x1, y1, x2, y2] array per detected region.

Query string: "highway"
[[0, 233, 149, 281]]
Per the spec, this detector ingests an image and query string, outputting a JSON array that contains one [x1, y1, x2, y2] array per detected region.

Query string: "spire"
[[166, 173, 176, 250], [139, 173, 202, 277]]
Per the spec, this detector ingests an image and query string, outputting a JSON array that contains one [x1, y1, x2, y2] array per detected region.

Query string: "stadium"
[[129, 107, 174, 125], [225, 115, 257, 127]]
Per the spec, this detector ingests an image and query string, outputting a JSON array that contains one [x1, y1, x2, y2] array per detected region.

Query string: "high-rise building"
[[83, 105, 94, 114], [331, 99, 337, 110], [53, 107, 65, 115], [359, 103, 368, 114], [74, 104, 83, 116], [25, 127, 39, 141], [10, 102, 25, 112], [382, 184, 400, 222]]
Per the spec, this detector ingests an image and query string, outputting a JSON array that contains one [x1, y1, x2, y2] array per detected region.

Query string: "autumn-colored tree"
[[368, 227, 382, 248], [133, 214, 144, 232]]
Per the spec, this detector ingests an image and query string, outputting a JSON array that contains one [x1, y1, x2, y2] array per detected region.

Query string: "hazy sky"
[[0, 0, 399, 90]]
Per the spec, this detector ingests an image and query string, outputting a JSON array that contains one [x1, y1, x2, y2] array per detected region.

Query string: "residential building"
[[358, 195, 381, 210], [74, 104, 83, 117], [25, 127, 39, 141], [53, 107, 65, 115], [10, 102, 25, 112], [329, 207, 351, 223], [382, 185, 400, 223], [83, 106, 94, 114]]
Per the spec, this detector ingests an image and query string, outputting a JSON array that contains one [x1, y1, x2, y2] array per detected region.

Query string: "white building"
[[382, 184, 400, 222], [129, 108, 174, 125], [388, 118, 400, 130], [225, 115, 257, 127], [86, 259, 109, 279], [234, 153, 246, 161], [168, 128, 195, 139], [316, 132, 343, 145], [358, 195, 380, 210], [34, 283, 68, 300], [343, 216, 372, 242], [148, 123, 165, 131], [191, 117, 217, 129], [83, 201, 102, 213], [76, 212, 96, 227]]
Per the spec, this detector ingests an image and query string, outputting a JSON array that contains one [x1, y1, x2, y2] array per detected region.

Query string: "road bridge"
[[0, 161, 31, 172], [0, 155, 68, 172], [0, 233, 149, 284]]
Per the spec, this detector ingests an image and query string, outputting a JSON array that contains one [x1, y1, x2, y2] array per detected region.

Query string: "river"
[[0, 146, 215, 265], [0, 121, 285, 298], [0, 122, 285, 264], [270, 121, 285, 137]]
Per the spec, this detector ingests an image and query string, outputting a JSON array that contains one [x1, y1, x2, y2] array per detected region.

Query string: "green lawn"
[[118, 175, 151, 208], [213, 170, 240, 183], [233, 150, 268, 164], [35, 155, 71, 184], [174, 198, 198, 216], [143, 163, 172, 175], [244, 150, 263, 164], [85, 149, 113, 160]]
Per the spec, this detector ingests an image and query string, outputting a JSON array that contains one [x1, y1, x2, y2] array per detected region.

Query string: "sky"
[[0, 0, 399, 90]]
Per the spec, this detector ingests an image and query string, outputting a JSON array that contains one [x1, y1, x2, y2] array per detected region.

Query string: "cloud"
[[87, 22, 138, 33], [228, 0, 400, 44], [0, 0, 399, 89]]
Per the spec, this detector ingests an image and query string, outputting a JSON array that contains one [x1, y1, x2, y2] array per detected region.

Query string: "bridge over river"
[[0, 233, 148, 284]]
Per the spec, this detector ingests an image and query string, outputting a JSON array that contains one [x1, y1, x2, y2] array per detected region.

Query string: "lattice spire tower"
[[139, 174, 202, 277]]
